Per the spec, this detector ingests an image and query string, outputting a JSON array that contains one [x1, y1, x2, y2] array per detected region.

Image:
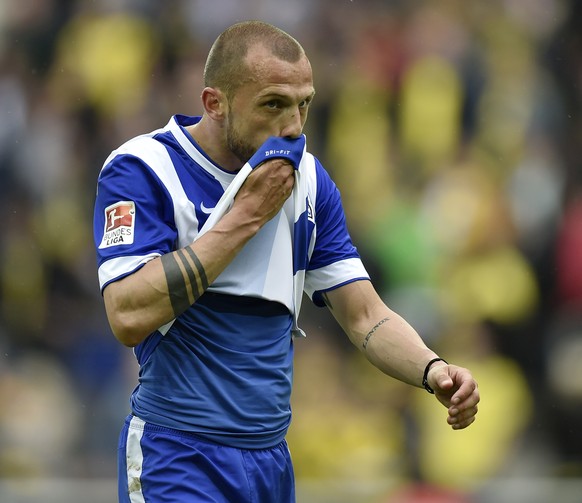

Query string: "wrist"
[[422, 357, 448, 394], [218, 208, 263, 240]]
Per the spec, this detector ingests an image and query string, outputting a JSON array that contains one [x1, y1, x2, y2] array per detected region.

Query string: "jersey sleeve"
[[93, 153, 177, 292], [304, 159, 370, 306]]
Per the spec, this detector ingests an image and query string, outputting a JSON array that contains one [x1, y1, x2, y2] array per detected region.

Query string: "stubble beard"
[[225, 110, 256, 164]]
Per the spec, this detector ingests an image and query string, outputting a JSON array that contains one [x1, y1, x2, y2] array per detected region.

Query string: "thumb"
[[436, 373, 454, 391], [432, 371, 456, 407], [431, 369, 454, 392]]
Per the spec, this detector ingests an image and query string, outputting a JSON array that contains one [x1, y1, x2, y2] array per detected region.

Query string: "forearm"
[[159, 213, 260, 317], [325, 282, 479, 428], [324, 281, 439, 388], [104, 209, 260, 346], [358, 309, 440, 388]]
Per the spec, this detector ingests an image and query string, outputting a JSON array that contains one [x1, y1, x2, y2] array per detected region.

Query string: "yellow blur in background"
[[1, 1, 581, 502]]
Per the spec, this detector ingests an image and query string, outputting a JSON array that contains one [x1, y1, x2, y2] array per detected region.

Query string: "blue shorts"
[[118, 415, 296, 503]]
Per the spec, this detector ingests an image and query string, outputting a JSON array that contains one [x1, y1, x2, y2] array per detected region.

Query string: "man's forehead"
[[245, 43, 311, 78]]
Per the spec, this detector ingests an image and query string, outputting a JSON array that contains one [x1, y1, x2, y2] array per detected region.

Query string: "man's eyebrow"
[[259, 89, 316, 101]]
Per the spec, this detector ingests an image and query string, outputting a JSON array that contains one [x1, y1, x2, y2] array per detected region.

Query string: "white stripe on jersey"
[[126, 416, 146, 503], [116, 136, 200, 249], [96, 115, 369, 330], [304, 257, 369, 299], [98, 253, 160, 291]]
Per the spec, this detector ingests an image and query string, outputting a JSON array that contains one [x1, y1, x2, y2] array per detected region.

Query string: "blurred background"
[[0, 0, 581, 501]]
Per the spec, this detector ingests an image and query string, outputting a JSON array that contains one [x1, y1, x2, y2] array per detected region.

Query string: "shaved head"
[[203, 21, 306, 99]]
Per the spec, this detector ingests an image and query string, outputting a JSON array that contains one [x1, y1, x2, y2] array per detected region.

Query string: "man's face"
[[223, 44, 315, 164]]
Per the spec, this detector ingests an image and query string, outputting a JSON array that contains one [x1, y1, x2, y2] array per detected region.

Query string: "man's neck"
[[185, 121, 243, 173]]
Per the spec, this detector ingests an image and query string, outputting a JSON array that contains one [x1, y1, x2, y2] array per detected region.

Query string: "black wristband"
[[422, 358, 448, 394]]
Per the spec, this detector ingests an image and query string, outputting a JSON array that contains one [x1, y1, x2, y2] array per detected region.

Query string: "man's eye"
[[265, 101, 280, 109]]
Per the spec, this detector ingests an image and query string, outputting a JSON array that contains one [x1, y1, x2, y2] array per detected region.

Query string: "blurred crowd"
[[0, 0, 581, 500]]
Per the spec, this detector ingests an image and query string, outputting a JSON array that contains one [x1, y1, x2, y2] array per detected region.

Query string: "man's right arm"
[[103, 158, 295, 347]]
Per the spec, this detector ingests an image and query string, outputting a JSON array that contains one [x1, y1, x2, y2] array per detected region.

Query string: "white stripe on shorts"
[[126, 416, 146, 503]]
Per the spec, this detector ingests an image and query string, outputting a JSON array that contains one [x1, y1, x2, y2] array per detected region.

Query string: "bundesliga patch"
[[99, 201, 136, 248]]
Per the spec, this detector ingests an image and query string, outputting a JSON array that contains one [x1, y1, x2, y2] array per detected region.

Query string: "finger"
[[448, 404, 478, 425], [450, 414, 477, 430], [450, 378, 479, 406], [251, 159, 293, 178], [448, 393, 480, 423], [247, 160, 295, 195], [450, 384, 480, 406]]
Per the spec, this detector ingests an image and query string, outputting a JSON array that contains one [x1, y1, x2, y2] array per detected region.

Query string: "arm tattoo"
[[160, 247, 209, 317], [322, 292, 389, 350], [184, 246, 209, 291], [176, 249, 199, 299], [161, 252, 191, 316], [362, 317, 390, 350]]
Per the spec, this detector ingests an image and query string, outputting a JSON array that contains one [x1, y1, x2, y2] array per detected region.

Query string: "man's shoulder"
[[102, 126, 179, 176], [113, 126, 171, 158]]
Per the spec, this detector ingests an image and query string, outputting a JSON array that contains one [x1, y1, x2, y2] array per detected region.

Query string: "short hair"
[[203, 20, 305, 99]]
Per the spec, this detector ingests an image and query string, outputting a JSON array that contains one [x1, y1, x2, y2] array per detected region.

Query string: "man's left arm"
[[322, 279, 480, 430]]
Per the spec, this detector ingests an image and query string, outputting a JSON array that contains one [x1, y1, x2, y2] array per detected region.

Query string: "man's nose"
[[280, 109, 303, 138]]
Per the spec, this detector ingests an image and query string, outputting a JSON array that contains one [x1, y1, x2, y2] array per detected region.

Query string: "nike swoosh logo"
[[200, 201, 215, 214]]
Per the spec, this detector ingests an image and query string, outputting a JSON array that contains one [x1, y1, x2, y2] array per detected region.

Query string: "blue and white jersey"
[[94, 115, 369, 448]]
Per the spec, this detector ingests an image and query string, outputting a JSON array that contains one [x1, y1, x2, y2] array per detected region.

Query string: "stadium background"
[[0, 0, 581, 501]]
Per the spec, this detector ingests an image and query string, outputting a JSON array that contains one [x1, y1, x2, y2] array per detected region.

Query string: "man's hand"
[[427, 363, 480, 430], [234, 158, 295, 227], [231, 135, 304, 228]]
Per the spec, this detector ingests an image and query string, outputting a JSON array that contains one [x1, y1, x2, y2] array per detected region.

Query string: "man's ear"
[[201, 87, 227, 120]]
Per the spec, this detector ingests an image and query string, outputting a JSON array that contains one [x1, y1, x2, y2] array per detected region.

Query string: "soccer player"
[[93, 20, 479, 503]]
